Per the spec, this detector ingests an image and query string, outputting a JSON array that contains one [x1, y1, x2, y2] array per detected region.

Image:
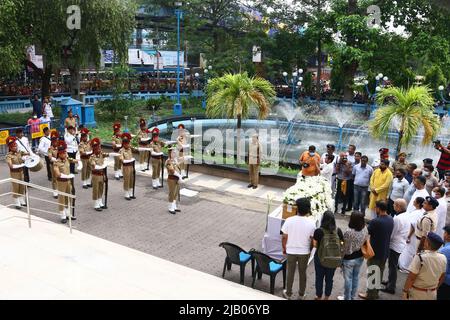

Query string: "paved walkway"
[[0, 160, 405, 300]]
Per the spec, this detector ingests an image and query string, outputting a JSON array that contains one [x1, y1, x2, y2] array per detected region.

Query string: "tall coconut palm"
[[370, 85, 441, 158], [206, 73, 276, 162]]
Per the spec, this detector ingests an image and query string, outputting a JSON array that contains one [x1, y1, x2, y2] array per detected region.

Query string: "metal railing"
[[0, 177, 76, 233]]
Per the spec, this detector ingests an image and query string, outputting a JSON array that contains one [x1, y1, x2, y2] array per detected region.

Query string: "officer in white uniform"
[[64, 125, 79, 174], [38, 127, 52, 181]]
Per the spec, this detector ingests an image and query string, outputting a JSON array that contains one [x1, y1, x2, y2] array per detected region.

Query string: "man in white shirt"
[[320, 154, 335, 187], [39, 112, 51, 128], [407, 176, 429, 213], [432, 187, 448, 239], [64, 125, 78, 174], [382, 199, 409, 294], [281, 198, 316, 300], [15, 128, 32, 182], [38, 127, 52, 181]]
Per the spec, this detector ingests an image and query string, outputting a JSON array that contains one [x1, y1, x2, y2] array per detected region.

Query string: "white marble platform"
[[0, 206, 280, 300]]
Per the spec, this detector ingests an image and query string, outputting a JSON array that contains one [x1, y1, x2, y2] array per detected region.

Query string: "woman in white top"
[[43, 97, 54, 119], [398, 197, 426, 271]]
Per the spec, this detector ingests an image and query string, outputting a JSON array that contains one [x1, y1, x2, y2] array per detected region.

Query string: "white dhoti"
[[398, 236, 418, 271]]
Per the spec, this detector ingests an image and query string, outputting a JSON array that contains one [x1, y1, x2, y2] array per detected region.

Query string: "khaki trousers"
[[408, 288, 437, 300], [151, 157, 162, 179], [139, 151, 149, 167], [286, 253, 310, 296], [81, 159, 91, 181], [122, 165, 134, 190], [57, 180, 71, 211], [114, 156, 121, 171], [168, 179, 180, 202], [249, 164, 260, 186], [10, 171, 25, 198], [92, 175, 104, 200]]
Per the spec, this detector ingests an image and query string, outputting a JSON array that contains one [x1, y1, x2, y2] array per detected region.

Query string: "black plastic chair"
[[250, 250, 286, 294], [219, 242, 255, 285]]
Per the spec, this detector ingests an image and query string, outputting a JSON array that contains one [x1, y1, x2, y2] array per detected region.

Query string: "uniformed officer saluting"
[[53, 141, 77, 223], [415, 196, 439, 251], [150, 127, 165, 189], [5, 136, 29, 209], [47, 131, 60, 198], [112, 122, 123, 180], [118, 132, 136, 200], [89, 138, 109, 211], [176, 123, 190, 179], [78, 127, 92, 189], [403, 232, 447, 300], [166, 147, 183, 214], [137, 118, 151, 172]]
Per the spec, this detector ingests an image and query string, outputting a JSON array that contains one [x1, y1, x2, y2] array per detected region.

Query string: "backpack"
[[317, 228, 343, 268]]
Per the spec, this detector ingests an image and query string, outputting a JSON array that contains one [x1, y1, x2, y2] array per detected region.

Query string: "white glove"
[[175, 173, 183, 180], [115, 144, 122, 148], [95, 164, 106, 170], [12, 164, 25, 169], [60, 173, 74, 179], [123, 158, 135, 164], [109, 152, 120, 157], [85, 151, 93, 155], [140, 137, 151, 142], [76, 161, 83, 171], [50, 157, 57, 162]]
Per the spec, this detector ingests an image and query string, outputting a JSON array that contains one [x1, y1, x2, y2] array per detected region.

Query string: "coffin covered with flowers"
[[282, 175, 334, 222]]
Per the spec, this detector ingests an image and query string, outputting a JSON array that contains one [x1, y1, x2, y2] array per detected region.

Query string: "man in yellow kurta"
[[369, 159, 393, 217]]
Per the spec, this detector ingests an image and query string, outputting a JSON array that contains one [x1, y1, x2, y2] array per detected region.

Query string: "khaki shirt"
[[408, 250, 447, 289], [415, 210, 438, 238], [249, 142, 262, 165], [392, 160, 408, 173], [78, 141, 92, 158], [150, 140, 165, 153], [48, 145, 58, 162], [89, 152, 108, 170], [64, 117, 77, 128], [6, 151, 26, 168], [112, 134, 122, 152], [119, 147, 134, 162], [165, 158, 181, 175], [53, 158, 70, 177], [137, 130, 150, 146]]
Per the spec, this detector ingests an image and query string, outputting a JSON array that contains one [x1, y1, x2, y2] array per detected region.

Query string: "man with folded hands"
[[53, 141, 77, 223], [150, 127, 165, 189], [5, 136, 29, 209], [176, 123, 190, 179], [89, 138, 109, 211], [137, 118, 151, 172], [119, 133, 137, 200], [78, 127, 92, 189]]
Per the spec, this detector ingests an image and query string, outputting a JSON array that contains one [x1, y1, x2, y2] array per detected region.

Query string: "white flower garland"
[[283, 175, 334, 222]]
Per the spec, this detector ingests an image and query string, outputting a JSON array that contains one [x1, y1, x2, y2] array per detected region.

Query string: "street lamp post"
[[438, 85, 450, 103], [173, 2, 183, 116], [195, 65, 212, 109], [282, 68, 303, 107]]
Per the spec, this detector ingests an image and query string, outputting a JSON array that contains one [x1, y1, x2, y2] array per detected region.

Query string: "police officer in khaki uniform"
[[78, 127, 92, 189], [47, 131, 60, 198], [112, 122, 123, 180], [118, 132, 136, 200], [416, 196, 439, 251], [150, 127, 165, 189], [403, 232, 447, 300], [176, 123, 190, 178], [64, 109, 78, 133], [166, 147, 182, 214], [5, 136, 29, 208], [248, 133, 262, 189], [53, 141, 77, 223], [89, 138, 109, 211], [137, 118, 151, 172]]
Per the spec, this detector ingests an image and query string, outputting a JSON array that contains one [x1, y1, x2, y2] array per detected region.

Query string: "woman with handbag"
[[339, 211, 369, 300]]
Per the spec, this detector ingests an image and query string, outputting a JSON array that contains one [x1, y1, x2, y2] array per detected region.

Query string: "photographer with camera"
[[434, 140, 450, 181], [299, 145, 321, 177], [334, 152, 354, 215]]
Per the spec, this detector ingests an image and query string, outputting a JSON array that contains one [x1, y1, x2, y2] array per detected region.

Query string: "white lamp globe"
[[298, 68, 303, 74], [299, 77, 303, 81], [297, 81, 302, 86], [363, 80, 369, 85], [208, 65, 212, 70], [376, 86, 381, 92], [194, 73, 199, 77], [378, 73, 383, 78], [204, 69, 208, 74], [292, 72, 298, 77], [375, 75, 380, 81], [438, 85, 444, 91], [383, 76, 388, 81], [282, 72, 288, 77]]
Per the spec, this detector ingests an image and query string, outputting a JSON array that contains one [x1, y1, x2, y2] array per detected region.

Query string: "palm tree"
[[370, 85, 441, 158], [206, 72, 276, 162]]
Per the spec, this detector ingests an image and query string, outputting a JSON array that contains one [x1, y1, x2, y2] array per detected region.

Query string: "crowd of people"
[[282, 142, 450, 300]]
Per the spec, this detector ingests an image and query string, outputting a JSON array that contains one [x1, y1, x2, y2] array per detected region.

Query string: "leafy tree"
[[424, 65, 447, 95], [370, 86, 441, 157]]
